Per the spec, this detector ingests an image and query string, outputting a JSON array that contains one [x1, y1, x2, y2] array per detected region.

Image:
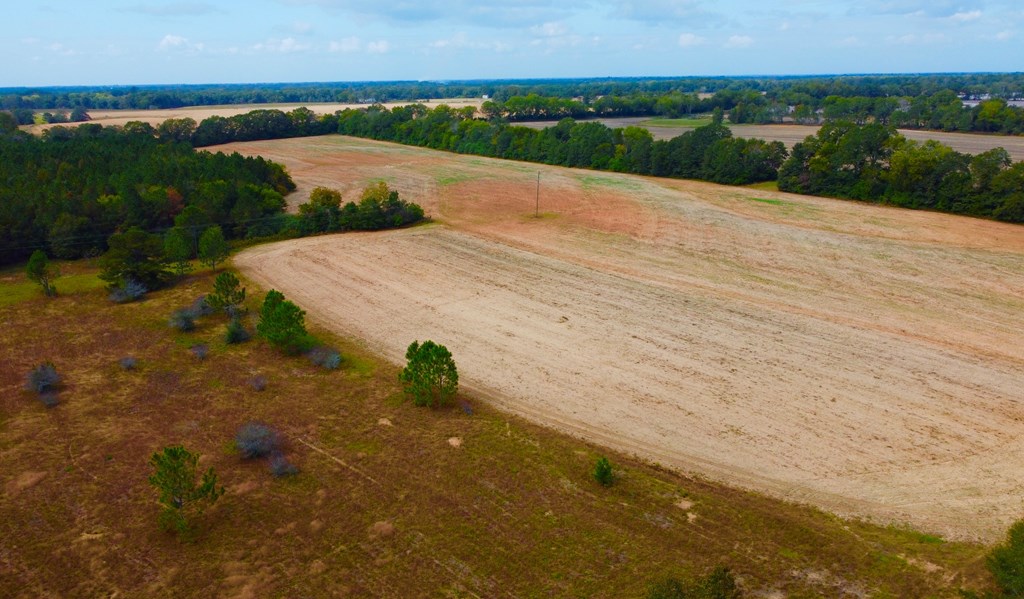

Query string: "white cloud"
[[950, 10, 982, 22], [885, 32, 947, 45], [48, 42, 78, 56], [329, 37, 361, 52], [430, 33, 511, 52], [836, 36, 862, 47], [253, 37, 311, 53], [158, 34, 189, 50], [291, 21, 315, 34], [995, 30, 1014, 41], [366, 40, 390, 54], [724, 35, 753, 48], [678, 33, 706, 47], [531, 22, 567, 37], [122, 2, 218, 16]]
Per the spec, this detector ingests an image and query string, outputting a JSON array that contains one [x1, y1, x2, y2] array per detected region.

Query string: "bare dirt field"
[[521, 117, 1024, 161], [229, 135, 1024, 541], [23, 98, 483, 133]]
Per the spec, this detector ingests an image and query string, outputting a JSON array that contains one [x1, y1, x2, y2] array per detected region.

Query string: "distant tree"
[[988, 518, 1024, 597], [69, 106, 90, 122], [399, 340, 459, 408], [198, 226, 229, 271], [163, 227, 193, 276], [257, 290, 311, 354], [98, 227, 171, 291], [25, 250, 59, 297], [148, 445, 224, 537], [206, 271, 246, 313]]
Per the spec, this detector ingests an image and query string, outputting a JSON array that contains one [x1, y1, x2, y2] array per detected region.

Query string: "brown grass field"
[[220, 135, 1024, 544], [1, 263, 996, 596]]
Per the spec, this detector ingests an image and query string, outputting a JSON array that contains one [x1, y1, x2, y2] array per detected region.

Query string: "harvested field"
[[229, 135, 1024, 541], [520, 117, 1024, 161]]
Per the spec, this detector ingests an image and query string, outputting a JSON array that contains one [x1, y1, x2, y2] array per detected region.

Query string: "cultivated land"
[[1, 265, 992, 597], [521, 117, 1024, 161], [224, 135, 1024, 542]]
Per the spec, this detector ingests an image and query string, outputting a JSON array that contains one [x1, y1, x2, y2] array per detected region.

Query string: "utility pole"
[[535, 171, 540, 218]]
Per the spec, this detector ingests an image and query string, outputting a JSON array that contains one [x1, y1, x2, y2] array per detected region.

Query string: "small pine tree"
[[399, 340, 459, 408], [207, 271, 246, 313], [257, 290, 312, 354], [25, 250, 59, 297], [147, 445, 224, 537], [593, 456, 614, 487], [164, 227, 193, 276], [198, 226, 229, 271]]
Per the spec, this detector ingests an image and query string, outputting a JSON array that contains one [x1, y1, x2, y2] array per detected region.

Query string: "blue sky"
[[5, 0, 1023, 86]]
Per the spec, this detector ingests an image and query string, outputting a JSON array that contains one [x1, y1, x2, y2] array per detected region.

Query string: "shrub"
[[190, 344, 209, 360], [26, 362, 60, 394], [119, 356, 137, 370], [108, 278, 147, 303], [236, 422, 279, 459], [399, 340, 458, 408], [647, 567, 740, 599], [247, 375, 268, 391], [269, 453, 299, 478], [307, 346, 341, 370], [148, 445, 224, 537], [225, 318, 251, 344], [188, 295, 215, 317], [593, 456, 614, 487], [988, 518, 1024, 596], [38, 393, 60, 408], [169, 309, 196, 332]]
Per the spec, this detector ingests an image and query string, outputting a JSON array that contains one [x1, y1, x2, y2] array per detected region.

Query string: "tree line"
[[778, 122, 1024, 221]]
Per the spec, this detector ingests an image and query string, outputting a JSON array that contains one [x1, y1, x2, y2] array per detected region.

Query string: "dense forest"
[[0, 120, 295, 265]]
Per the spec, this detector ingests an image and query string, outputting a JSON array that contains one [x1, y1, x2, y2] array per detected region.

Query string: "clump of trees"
[[148, 445, 224, 538], [297, 182, 425, 235], [399, 340, 459, 408], [986, 518, 1024, 597]]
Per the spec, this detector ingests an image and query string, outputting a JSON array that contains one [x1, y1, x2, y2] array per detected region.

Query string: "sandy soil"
[[22, 98, 483, 133], [231, 135, 1024, 541], [520, 117, 1024, 161]]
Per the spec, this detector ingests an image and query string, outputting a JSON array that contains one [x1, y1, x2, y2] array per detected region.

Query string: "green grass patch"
[[746, 180, 779, 192], [578, 174, 643, 191], [641, 117, 712, 128], [748, 197, 786, 206]]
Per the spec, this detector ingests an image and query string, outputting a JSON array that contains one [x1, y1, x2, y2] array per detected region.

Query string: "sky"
[[4, 0, 1023, 87]]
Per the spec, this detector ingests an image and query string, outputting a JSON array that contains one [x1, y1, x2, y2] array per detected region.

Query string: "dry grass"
[[0, 264, 994, 597]]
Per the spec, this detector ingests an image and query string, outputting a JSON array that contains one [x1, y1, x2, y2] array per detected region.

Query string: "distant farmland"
[[226, 134, 1024, 541]]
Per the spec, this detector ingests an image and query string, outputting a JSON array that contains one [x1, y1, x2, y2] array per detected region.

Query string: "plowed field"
[[229, 135, 1024, 540]]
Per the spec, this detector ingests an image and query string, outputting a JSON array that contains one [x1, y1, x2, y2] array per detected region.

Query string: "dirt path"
[[232, 136, 1024, 541]]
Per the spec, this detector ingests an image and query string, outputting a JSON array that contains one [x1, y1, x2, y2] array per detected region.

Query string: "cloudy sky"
[[5, 0, 1022, 87]]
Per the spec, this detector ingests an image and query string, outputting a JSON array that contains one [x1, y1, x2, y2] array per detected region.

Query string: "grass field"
[[0, 262, 997, 597], [219, 135, 1024, 544]]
